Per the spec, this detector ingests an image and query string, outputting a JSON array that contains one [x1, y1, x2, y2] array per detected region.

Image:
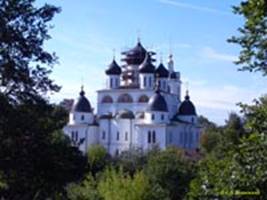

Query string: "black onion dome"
[[105, 59, 122, 75], [72, 89, 92, 113], [139, 54, 156, 73], [170, 72, 177, 79], [122, 41, 147, 56], [121, 41, 148, 65], [155, 63, 169, 78], [178, 94, 196, 115], [146, 90, 168, 112], [116, 109, 135, 119]]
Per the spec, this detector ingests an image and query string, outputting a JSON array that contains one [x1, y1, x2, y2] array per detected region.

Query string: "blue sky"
[[41, 0, 267, 125]]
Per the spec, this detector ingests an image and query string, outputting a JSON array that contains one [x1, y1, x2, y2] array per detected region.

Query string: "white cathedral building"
[[63, 40, 201, 156]]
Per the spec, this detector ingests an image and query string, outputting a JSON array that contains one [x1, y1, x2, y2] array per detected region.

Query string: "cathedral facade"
[[63, 40, 201, 156]]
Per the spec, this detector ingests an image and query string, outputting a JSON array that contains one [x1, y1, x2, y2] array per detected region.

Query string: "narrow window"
[[151, 114, 155, 120], [161, 114, 164, 120], [75, 131, 78, 141], [117, 131, 120, 141], [144, 76, 147, 87], [81, 115, 84, 120], [152, 131, 156, 143], [102, 131, 106, 140], [71, 131, 75, 140], [110, 78, 113, 88], [115, 149, 119, 156], [149, 77, 152, 87], [116, 78, 119, 87], [125, 131, 128, 141], [73, 115, 75, 120], [148, 131, 151, 143], [191, 117, 194, 123]]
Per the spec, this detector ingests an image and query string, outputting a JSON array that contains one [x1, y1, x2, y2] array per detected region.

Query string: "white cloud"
[[201, 46, 237, 62], [158, 0, 232, 16]]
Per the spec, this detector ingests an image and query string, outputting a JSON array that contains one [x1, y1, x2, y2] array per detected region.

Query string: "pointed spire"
[[167, 53, 174, 72], [80, 85, 85, 96], [112, 48, 116, 60], [185, 83, 190, 100]]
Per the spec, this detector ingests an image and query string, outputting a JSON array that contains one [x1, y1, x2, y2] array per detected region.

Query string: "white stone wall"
[[135, 124, 167, 151], [69, 112, 94, 125]]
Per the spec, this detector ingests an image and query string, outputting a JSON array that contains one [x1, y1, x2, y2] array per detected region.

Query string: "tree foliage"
[[144, 147, 195, 200], [0, 0, 61, 103], [188, 133, 267, 199], [98, 168, 151, 200], [228, 0, 267, 75]]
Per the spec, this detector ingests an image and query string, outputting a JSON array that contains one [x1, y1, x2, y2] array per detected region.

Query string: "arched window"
[[151, 114, 155, 120], [138, 95, 149, 103], [117, 93, 133, 103], [161, 114, 164, 120], [81, 115, 84, 120], [101, 95, 113, 103]]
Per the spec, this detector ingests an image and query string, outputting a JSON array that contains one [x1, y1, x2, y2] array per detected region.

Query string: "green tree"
[[200, 130, 220, 153], [98, 167, 151, 200], [188, 133, 267, 199], [223, 112, 245, 144], [228, 0, 267, 75], [87, 144, 109, 176], [145, 147, 195, 200], [0, 0, 61, 103], [239, 95, 267, 135], [0, 0, 87, 199], [67, 173, 100, 200]]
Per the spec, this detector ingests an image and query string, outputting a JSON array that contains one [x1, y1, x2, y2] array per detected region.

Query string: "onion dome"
[[170, 72, 177, 79], [139, 53, 156, 74], [72, 87, 92, 113], [178, 91, 196, 115], [146, 89, 168, 112], [116, 109, 135, 119], [121, 41, 147, 65], [105, 59, 122, 75], [155, 63, 169, 78], [99, 112, 113, 119]]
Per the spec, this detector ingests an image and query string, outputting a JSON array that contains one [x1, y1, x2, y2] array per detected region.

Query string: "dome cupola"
[[105, 59, 122, 75], [178, 91, 196, 115], [146, 88, 168, 112], [121, 40, 147, 65], [139, 53, 156, 74], [116, 109, 135, 119], [155, 63, 169, 78], [72, 87, 92, 113]]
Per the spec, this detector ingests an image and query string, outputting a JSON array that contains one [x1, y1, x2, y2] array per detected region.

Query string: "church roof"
[[116, 109, 135, 119], [155, 63, 169, 78], [170, 72, 177, 79], [72, 88, 92, 113], [139, 53, 156, 74], [146, 89, 168, 112], [105, 59, 122, 75], [121, 41, 147, 65], [178, 92, 196, 115]]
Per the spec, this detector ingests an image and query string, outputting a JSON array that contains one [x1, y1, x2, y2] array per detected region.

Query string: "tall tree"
[[0, 1, 87, 199], [0, 0, 61, 103], [228, 0, 267, 75]]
